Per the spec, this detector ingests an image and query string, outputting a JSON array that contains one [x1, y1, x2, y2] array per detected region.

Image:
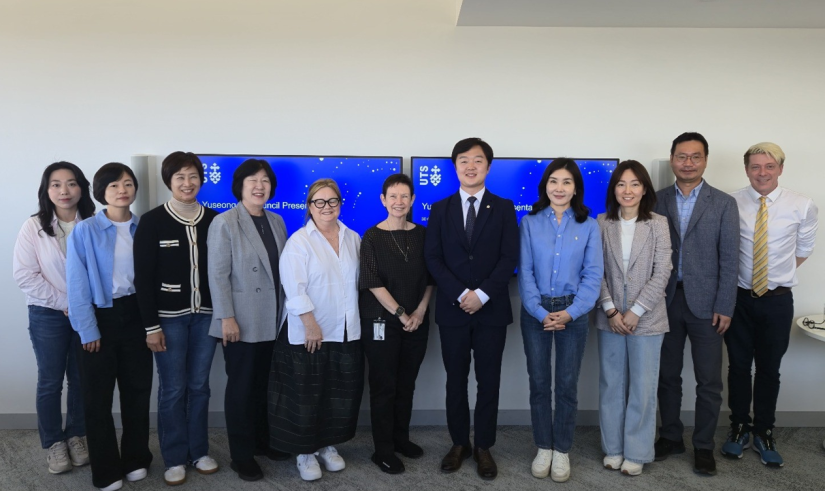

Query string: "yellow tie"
[[752, 196, 769, 296]]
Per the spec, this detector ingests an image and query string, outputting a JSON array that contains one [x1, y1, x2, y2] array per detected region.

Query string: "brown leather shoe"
[[440, 445, 472, 473], [473, 447, 497, 480]]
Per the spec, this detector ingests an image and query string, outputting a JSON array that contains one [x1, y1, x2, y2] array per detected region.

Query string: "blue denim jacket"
[[67, 210, 139, 343]]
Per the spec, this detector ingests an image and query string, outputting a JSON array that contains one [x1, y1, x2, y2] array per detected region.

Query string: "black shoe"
[[693, 449, 717, 476], [230, 459, 263, 481], [394, 441, 424, 459], [372, 452, 405, 474], [255, 447, 291, 461], [473, 447, 497, 480], [654, 437, 686, 461], [440, 445, 472, 473]]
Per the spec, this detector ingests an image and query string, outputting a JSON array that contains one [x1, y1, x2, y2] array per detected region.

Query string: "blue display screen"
[[411, 157, 618, 225], [196, 155, 402, 236]]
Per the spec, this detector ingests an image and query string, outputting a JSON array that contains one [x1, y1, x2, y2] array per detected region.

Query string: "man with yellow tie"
[[723, 142, 818, 467]]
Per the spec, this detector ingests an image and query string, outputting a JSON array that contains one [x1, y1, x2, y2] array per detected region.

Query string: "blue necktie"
[[466, 196, 477, 241]]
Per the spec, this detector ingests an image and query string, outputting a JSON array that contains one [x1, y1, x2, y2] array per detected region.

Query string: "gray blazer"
[[207, 204, 288, 343], [654, 182, 740, 319], [595, 213, 672, 336]]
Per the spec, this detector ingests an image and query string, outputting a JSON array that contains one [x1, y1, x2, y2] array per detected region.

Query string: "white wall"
[[2, 0, 824, 421]]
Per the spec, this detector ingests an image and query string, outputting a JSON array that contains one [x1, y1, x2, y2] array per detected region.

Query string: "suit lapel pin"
[[486, 205, 490, 208]]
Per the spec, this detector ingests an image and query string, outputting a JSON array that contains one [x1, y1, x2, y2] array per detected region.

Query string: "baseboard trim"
[[2, 410, 825, 429]]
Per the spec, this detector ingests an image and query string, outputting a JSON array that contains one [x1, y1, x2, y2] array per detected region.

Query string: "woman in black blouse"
[[359, 173, 433, 474]]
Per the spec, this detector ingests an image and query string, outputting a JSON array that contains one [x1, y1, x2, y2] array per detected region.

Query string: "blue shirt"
[[518, 207, 603, 321], [674, 180, 704, 281], [67, 211, 139, 343]]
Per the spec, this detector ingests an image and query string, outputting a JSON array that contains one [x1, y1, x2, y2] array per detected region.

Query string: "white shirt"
[[280, 219, 361, 344], [112, 220, 136, 298], [457, 187, 489, 305], [731, 186, 818, 290]]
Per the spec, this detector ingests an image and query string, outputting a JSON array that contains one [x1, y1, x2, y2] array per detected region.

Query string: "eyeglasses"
[[311, 198, 341, 209], [802, 317, 825, 330], [673, 154, 705, 164]]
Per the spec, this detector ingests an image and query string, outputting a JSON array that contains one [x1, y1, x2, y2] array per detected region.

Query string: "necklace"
[[386, 220, 409, 262]]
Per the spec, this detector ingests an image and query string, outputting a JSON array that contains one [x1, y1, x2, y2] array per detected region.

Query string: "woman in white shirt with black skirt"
[[269, 178, 363, 482]]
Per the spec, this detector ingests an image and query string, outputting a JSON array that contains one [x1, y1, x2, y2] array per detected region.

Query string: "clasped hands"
[[459, 290, 483, 314], [542, 310, 573, 331], [606, 309, 640, 335]]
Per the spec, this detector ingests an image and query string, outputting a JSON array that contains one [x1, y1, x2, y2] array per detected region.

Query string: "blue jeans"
[[28, 305, 85, 448], [520, 296, 589, 453], [154, 314, 216, 467], [598, 329, 664, 463]]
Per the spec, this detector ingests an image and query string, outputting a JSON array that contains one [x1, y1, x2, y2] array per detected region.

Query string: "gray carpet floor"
[[2, 426, 823, 490]]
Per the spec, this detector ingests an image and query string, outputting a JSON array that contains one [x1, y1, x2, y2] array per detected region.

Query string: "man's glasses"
[[673, 154, 705, 164], [311, 198, 341, 209]]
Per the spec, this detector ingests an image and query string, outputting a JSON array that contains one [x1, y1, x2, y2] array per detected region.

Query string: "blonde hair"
[[744, 142, 785, 167], [304, 178, 342, 223]]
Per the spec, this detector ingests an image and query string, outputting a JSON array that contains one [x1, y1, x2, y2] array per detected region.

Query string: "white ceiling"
[[457, 0, 825, 28]]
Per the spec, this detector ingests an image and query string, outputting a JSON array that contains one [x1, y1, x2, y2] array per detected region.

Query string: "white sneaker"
[[164, 465, 186, 485], [125, 468, 148, 482], [550, 451, 570, 483], [603, 454, 623, 470], [98, 480, 123, 491], [531, 448, 553, 478], [47, 441, 72, 474], [620, 460, 643, 476], [316, 446, 346, 472], [193, 455, 219, 475], [297, 454, 322, 481], [67, 436, 90, 466]]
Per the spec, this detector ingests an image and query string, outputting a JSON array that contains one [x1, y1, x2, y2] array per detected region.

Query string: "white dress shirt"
[[280, 219, 361, 344], [730, 186, 818, 290], [457, 187, 489, 305]]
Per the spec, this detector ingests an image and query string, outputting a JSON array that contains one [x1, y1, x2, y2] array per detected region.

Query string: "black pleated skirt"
[[268, 337, 364, 454]]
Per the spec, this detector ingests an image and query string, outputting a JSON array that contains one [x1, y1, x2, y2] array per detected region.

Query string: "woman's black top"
[[358, 224, 433, 320], [250, 214, 280, 291]]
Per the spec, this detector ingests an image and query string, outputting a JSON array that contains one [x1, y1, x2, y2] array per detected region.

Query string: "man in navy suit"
[[424, 138, 519, 480], [653, 132, 740, 476]]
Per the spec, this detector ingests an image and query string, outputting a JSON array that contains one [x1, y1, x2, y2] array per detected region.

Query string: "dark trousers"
[[76, 295, 153, 488], [725, 288, 793, 434], [222, 339, 275, 462], [362, 317, 429, 455], [439, 321, 507, 450], [657, 288, 723, 450]]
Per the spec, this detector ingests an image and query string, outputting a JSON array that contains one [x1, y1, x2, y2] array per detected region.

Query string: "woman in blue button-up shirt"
[[518, 158, 603, 483], [67, 163, 153, 491]]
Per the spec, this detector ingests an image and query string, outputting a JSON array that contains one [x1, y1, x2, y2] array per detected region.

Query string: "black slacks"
[[657, 287, 724, 450], [361, 317, 429, 455], [77, 295, 153, 488], [222, 339, 275, 462], [439, 321, 507, 450], [725, 288, 793, 434]]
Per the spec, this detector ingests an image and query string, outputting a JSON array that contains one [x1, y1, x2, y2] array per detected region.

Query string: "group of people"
[[12, 132, 816, 490]]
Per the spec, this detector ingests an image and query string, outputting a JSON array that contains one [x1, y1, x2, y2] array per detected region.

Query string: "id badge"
[[373, 318, 386, 341]]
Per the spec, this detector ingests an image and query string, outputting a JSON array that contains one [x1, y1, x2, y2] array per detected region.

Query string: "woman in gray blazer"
[[207, 159, 288, 482], [596, 160, 672, 477]]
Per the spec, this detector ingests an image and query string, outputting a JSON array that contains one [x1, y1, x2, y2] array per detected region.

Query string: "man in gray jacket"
[[653, 132, 740, 476]]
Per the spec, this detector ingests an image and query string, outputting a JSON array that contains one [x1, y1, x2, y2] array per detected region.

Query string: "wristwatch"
[[394, 306, 405, 317]]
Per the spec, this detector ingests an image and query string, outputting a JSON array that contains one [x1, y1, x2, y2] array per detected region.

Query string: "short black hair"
[[93, 163, 138, 205], [670, 132, 709, 156], [529, 158, 590, 223], [381, 173, 414, 196], [451, 137, 494, 166], [231, 158, 277, 202], [161, 151, 204, 189], [605, 160, 657, 222]]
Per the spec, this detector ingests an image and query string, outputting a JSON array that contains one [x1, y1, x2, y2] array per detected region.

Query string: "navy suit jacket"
[[654, 182, 740, 319], [424, 190, 519, 327]]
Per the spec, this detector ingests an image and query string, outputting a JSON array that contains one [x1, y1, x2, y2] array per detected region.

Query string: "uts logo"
[[418, 165, 442, 187]]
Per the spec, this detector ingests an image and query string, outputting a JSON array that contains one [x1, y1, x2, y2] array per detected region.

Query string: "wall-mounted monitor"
[[411, 157, 619, 225], [196, 154, 402, 236]]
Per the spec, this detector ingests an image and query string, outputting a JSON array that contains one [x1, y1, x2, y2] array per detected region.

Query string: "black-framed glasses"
[[311, 198, 341, 209], [673, 154, 705, 164], [802, 317, 825, 330]]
